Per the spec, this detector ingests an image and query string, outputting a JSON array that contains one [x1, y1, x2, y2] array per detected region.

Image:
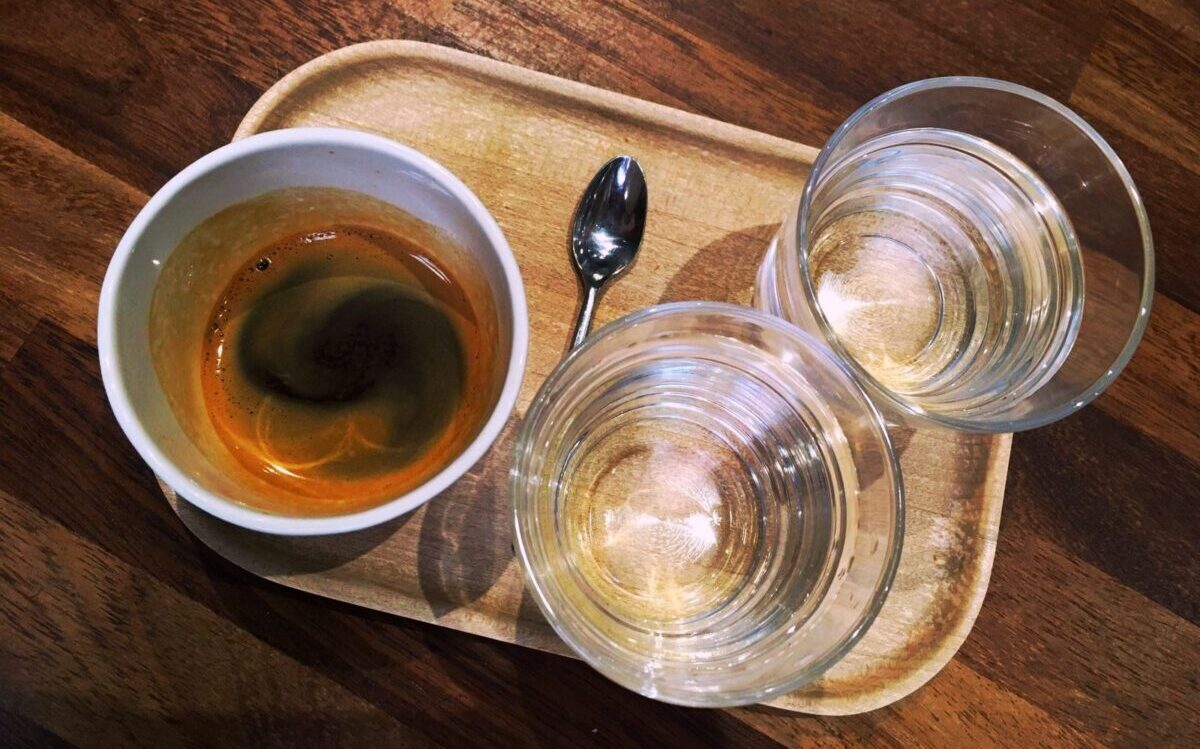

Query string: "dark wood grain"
[[0, 1, 1196, 746]]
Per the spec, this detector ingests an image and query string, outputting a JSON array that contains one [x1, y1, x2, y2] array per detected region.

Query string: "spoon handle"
[[570, 283, 600, 350]]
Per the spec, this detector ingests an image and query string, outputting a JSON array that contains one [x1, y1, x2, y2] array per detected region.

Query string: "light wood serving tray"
[[163, 41, 1011, 715]]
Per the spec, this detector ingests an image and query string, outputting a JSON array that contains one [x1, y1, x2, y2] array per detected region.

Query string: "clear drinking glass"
[[756, 77, 1154, 431], [511, 303, 902, 707]]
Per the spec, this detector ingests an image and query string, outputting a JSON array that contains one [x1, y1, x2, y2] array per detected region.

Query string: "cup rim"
[[98, 127, 529, 535], [511, 301, 904, 706], [795, 76, 1155, 432]]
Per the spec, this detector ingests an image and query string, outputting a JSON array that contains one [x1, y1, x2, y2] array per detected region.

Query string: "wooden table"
[[1, 2, 1196, 746]]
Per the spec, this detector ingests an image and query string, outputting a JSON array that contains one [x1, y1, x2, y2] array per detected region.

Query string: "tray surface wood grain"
[[162, 40, 1011, 715]]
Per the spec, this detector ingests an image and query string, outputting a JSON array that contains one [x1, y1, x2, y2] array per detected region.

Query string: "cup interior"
[[512, 302, 902, 706], [769, 77, 1152, 431], [99, 128, 527, 535]]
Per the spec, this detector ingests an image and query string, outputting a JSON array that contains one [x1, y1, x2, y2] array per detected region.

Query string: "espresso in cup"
[[149, 187, 503, 516]]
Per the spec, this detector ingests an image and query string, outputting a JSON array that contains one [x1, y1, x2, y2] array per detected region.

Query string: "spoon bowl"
[[568, 156, 647, 348]]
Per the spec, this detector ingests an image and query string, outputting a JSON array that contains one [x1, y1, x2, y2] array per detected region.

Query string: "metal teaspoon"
[[567, 156, 648, 349]]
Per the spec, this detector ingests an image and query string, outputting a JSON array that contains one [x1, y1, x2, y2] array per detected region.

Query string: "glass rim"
[[510, 301, 905, 706], [795, 76, 1155, 432]]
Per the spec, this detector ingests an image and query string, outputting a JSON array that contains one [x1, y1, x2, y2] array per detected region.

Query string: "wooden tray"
[[163, 41, 1011, 715]]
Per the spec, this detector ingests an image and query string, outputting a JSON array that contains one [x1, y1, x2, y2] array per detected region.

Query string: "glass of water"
[[512, 302, 902, 707], [756, 77, 1154, 431]]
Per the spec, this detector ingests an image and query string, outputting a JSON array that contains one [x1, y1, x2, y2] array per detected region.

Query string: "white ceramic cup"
[[99, 127, 528, 535]]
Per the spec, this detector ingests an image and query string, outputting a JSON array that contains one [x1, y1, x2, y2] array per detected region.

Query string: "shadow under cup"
[[99, 129, 526, 535]]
